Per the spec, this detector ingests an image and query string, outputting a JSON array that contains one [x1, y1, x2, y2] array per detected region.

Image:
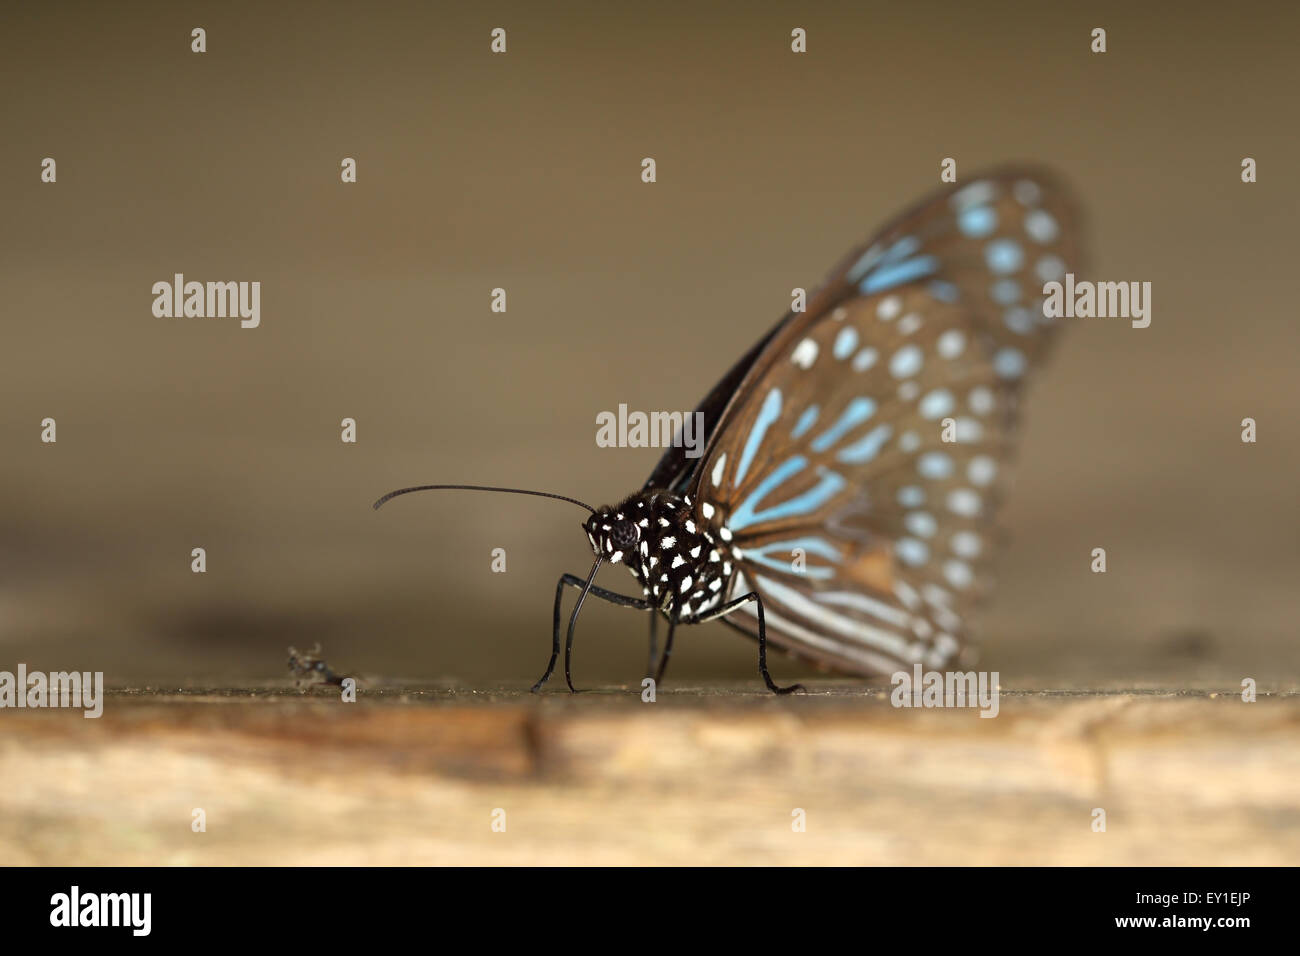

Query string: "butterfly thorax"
[[583, 492, 734, 620]]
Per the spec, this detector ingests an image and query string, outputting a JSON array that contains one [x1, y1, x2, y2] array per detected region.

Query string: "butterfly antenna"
[[372, 484, 597, 514]]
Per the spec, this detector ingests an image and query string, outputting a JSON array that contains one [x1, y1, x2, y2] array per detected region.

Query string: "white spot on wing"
[[791, 338, 819, 368], [897, 313, 922, 335], [890, 344, 923, 379], [711, 455, 726, 487], [937, 329, 965, 359], [947, 488, 982, 517], [968, 455, 997, 486], [950, 180, 996, 211]]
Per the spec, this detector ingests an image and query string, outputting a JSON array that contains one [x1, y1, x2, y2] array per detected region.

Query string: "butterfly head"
[[584, 507, 640, 564]]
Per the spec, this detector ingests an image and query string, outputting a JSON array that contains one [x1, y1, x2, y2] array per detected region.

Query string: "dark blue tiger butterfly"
[[375, 167, 1084, 693]]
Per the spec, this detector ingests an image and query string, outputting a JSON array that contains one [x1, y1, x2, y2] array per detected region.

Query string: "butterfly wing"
[[687, 168, 1084, 675], [642, 319, 792, 495]]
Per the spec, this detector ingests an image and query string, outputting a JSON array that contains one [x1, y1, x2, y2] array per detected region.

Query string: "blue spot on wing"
[[745, 536, 843, 580], [985, 238, 1024, 274], [735, 388, 782, 486], [810, 397, 876, 453], [729, 457, 846, 531], [859, 255, 939, 295], [927, 279, 959, 302], [836, 424, 893, 464], [848, 236, 919, 283], [958, 205, 997, 238], [752, 536, 843, 562], [991, 278, 1021, 304], [994, 347, 1027, 379], [833, 326, 859, 360], [791, 404, 819, 440]]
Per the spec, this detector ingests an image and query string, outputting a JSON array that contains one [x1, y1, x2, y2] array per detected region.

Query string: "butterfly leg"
[[645, 612, 659, 681], [653, 614, 679, 686], [531, 570, 653, 694], [697, 592, 805, 695]]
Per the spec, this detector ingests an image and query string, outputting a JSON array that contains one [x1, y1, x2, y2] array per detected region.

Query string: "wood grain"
[[2, 683, 1297, 865]]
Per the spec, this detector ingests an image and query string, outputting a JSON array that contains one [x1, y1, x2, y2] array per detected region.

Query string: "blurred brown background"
[[2, 0, 1297, 688]]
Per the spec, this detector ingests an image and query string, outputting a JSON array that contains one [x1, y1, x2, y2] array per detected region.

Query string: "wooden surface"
[[3, 682, 1298, 865]]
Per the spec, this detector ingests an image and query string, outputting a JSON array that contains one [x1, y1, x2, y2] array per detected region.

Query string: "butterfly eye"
[[609, 520, 637, 550]]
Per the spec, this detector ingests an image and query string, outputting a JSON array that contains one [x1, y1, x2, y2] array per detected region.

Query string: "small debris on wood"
[[287, 643, 346, 688]]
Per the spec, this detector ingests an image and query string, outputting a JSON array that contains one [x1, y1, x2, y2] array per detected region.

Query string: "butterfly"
[[375, 167, 1084, 693]]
